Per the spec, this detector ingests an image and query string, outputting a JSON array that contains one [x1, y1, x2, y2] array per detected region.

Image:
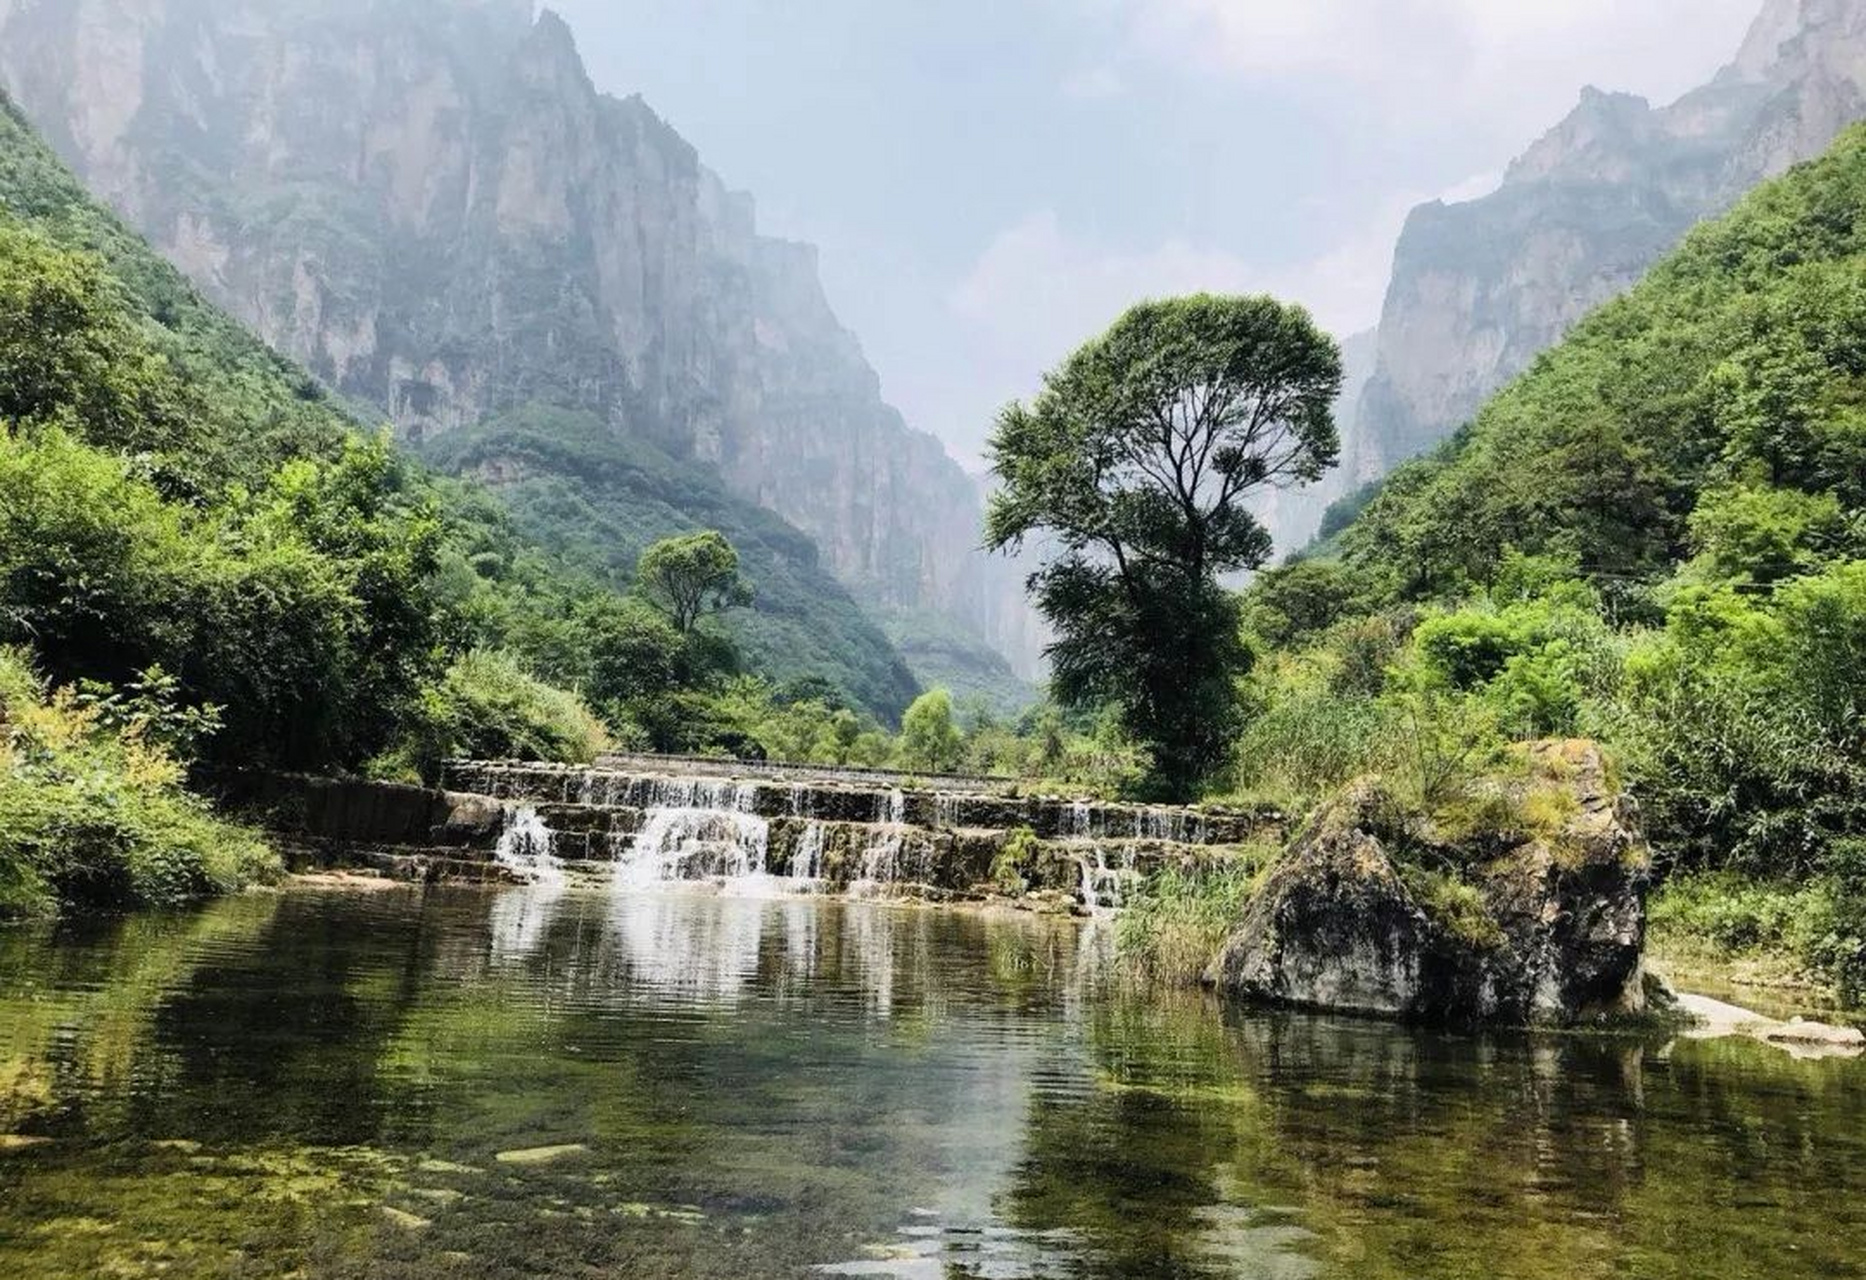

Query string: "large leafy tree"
[[899, 688, 962, 774], [986, 294, 1341, 798], [634, 530, 753, 634]]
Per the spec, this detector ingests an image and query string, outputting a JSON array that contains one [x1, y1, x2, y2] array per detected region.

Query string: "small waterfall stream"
[[1074, 845, 1137, 916], [791, 822, 828, 885], [494, 807, 565, 886]]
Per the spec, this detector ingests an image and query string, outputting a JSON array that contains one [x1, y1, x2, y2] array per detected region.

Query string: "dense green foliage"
[[634, 530, 752, 633], [0, 87, 946, 915], [989, 294, 1342, 799], [370, 650, 612, 784], [898, 689, 962, 774], [0, 648, 276, 915], [1229, 127, 1866, 998]]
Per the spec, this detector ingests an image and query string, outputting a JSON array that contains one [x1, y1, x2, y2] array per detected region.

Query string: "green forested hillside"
[[421, 407, 919, 718], [0, 87, 934, 914], [1235, 124, 1866, 998]]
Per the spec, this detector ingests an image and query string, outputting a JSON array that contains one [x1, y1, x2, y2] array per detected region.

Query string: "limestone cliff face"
[[1345, 0, 1866, 487], [0, 0, 1039, 679]]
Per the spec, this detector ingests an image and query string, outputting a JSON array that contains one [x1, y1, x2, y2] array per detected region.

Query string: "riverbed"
[[1, 885, 1861, 1278]]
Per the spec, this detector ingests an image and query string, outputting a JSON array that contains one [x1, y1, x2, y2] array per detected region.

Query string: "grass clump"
[[990, 827, 1043, 896], [0, 647, 277, 917], [1117, 846, 1277, 985], [1402, 867, 1506, 951]]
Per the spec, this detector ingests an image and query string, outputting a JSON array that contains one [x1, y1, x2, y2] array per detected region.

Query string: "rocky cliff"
[[1343, 0, 1866, 492], [0, 0, 1042, 687]]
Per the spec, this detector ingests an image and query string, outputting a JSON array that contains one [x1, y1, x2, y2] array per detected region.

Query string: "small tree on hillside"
[[635, 531, 753, 634], [986, 294, 1341, 799], [899, 688, 962, 774]]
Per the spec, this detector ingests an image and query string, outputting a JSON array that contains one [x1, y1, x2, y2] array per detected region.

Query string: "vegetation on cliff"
[[0, 88, 948, 913], [0, 648, 275, 916]]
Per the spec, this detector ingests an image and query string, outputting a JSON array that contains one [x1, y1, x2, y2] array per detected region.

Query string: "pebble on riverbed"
[[495, 1143, 589, 1165]]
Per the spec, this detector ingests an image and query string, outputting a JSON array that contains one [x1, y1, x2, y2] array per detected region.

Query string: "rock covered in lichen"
[[1208, 740, 1652, 1026]]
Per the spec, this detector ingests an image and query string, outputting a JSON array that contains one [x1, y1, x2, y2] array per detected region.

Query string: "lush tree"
[[899, 688, 962, 774], [369, 649, 610, 783], [986, 294, 1342, 798], [634, 530, 753, 633], [0, 223, 198, 462], [1244, 559, 1368, 649]]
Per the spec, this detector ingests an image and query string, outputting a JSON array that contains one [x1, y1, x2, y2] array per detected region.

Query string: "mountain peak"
[[1504, 87, 1654, 185], [1728, 0, 1810, 81]]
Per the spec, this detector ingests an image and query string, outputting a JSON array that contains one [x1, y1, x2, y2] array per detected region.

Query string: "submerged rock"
[[1209, 741, 1651, 1027], [495, 1143, 589, 1166]]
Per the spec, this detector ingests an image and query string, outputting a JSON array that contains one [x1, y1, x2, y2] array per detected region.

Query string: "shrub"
[[0, 647, 276, 915], [1649, 870, 1862, 1002], [369, 650, 610, 782]]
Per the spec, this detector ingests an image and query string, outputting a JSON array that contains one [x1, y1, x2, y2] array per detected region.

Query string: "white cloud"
[[950, 159, 1498, 389]]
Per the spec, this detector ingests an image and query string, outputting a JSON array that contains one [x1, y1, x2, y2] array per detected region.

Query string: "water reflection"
[[0, 886, 1861, 1280]]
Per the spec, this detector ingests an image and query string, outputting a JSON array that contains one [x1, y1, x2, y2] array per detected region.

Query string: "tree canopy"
[[634, 530, 754, 634]]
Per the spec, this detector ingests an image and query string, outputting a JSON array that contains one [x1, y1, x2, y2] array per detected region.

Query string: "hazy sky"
[[549, 0, 1765, 466]]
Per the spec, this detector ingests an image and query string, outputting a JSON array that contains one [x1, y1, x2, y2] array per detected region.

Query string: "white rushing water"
[[1075, 845, 1138, 916], [791, 821, 827, 885], [934, 794, 961, 829], [494, 807, 566, 886]]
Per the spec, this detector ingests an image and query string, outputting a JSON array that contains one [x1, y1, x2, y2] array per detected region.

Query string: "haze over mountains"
[[0, 0, 1043, 710]]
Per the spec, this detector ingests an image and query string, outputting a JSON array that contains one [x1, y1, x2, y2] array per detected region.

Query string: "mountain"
[[1335, 118, 1866, 601], [1339, 0, 1866, 497], [0, 0, 1039, 705]]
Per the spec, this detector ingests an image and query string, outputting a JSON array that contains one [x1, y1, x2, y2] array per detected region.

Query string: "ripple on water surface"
[[0, 885, 1862, 1279]]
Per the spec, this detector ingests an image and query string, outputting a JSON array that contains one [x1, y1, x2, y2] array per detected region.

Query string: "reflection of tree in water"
[[150, 888, 459, 1148], [8, 892, 1864, 1280], [0, 893, 285, 1136], [998, 999, 1866, 1280]]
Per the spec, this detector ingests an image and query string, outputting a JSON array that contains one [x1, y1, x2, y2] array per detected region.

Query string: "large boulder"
[[1208, 741, 1652, 1026]]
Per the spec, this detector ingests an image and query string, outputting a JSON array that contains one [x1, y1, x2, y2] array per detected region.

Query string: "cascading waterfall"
[[791, 822, 827, 885], [1075, 845, 1138, 916], [875, 788, 906, 825], [933, 794, 961, 829], [614, 780, 772, 890], [851, 789, 912, 896], [1132, 807, 1203, 843], [494, 807, 565, 886], [472, 766, 1218, 907]]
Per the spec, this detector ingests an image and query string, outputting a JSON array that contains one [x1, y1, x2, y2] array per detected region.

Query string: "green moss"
[[990, 827, 1042, 895], [1402, 867, 1506, 951]]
